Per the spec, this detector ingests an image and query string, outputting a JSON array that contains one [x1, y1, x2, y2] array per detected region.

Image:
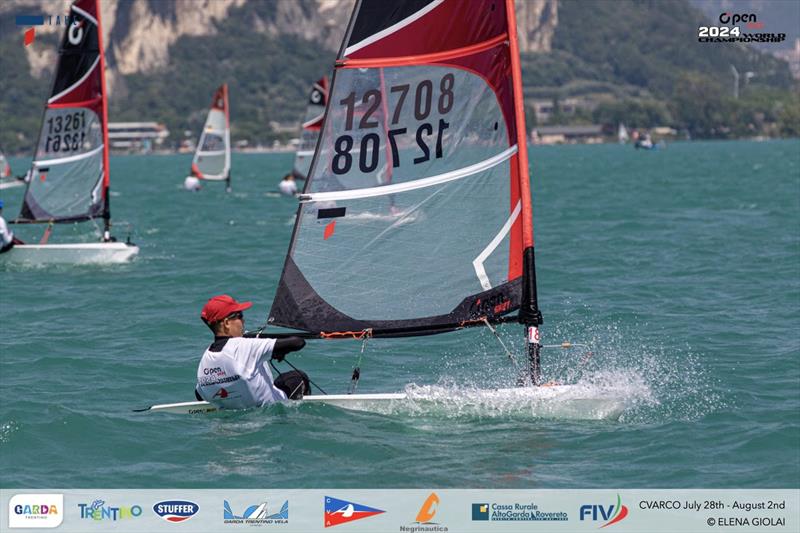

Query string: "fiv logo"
[[580, 494, 629, 528]]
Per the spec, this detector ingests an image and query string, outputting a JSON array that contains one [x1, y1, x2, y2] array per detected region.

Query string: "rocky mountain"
[[0, 0, 794, 152]]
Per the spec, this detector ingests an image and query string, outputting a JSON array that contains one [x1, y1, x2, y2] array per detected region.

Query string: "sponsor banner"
[[0, 489, 797, 532]]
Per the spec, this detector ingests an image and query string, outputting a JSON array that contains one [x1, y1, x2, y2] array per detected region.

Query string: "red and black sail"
[[268, 0, 540, 337], [18, 0, 111, 224]]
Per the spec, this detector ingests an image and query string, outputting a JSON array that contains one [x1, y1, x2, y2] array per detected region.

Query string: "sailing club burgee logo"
[[324, 496, 385, 527], [153, 500, 199, 522], [8, 494, 63, 529]]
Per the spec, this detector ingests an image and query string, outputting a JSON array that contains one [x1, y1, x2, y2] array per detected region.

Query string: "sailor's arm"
[[271, 337, 305, 361]]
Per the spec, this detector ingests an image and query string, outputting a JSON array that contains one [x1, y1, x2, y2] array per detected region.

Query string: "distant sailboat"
[[2, 0, 139, 265], [185, 84, 231, 192], [291, 76, 329, 181], [618, 123, 629, 144], [0, 146, 24, 190]]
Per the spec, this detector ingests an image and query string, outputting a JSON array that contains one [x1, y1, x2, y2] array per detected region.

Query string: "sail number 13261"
[[332, 74, 454, 175]]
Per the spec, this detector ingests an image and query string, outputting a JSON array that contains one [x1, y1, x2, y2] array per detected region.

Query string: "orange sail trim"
[[505, 0, 533, 250], [337, 33, 508, 69]]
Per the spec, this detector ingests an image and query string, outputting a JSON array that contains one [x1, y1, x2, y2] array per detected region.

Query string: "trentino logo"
[[153, 500, 199, 523], [78, 499, 143, 521], [224, 500, 288, 524], [324, 496, 384, 528], [580, 494, 629, 528], [8, 494, 63, 529]]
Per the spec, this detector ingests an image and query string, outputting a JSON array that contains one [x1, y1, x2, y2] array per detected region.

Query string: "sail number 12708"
[[332, 74, 454, 175]]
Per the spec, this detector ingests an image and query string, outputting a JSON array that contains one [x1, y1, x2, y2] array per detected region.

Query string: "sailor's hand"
[[271, 352, 286, 362]]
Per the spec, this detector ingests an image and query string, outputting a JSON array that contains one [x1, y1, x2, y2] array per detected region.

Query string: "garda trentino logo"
[[324, 496, 384, 528], [153, 500, 199, 523], [471, 501, 568, 522], [224, 499, 288, 525], [8, 494, 63, 529], [78, 499, 143, 521], [401, 492, 448, 532], [580, 494, 629, 528]]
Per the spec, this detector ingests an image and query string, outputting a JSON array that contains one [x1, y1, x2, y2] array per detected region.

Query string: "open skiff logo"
[[324, 496, 384, 528], [8, 494, 63, 529], [153, 500, 199, 523], [580, 494, 629, 528]]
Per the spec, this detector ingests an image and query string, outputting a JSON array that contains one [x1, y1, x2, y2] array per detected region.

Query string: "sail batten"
[[268, 0, 535, 336]]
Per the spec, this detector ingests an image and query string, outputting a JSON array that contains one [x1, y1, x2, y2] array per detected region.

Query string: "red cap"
[[200, 294, 253, 324]]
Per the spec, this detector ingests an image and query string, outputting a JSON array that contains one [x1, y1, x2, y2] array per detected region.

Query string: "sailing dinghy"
[[140, 0, 628, 420], [290, 76, 329, 182], [185, 84, 232, 192], [1, 0, 138, 265], [0, 147, 25, 190]]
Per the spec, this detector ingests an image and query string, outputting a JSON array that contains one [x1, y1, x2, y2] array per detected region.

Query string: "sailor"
[[195, 294, 310, 409], [183, 175, 202, 191], [278, 173, 298, 196], [0, 199, 22, 253]]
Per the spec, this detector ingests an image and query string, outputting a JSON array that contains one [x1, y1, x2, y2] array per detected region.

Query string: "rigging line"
[[271, 358, 328, 396], [481, 317, 518, 369], [349, 328, 372, 394]]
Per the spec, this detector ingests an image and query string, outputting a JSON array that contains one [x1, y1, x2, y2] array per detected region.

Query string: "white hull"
[[0, 179, 25, 190], [0, 242, 139, 265], [137, 385, 627, 420]]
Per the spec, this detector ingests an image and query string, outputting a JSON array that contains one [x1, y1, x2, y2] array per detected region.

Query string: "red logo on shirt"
[[213, 388, 229, 399]]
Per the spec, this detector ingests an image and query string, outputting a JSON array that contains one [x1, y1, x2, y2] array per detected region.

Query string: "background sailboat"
[[291, 76, 329, 182], [0, 146, 25, 190], [2, 0, 138, 265], [185, 84, 232, 192]]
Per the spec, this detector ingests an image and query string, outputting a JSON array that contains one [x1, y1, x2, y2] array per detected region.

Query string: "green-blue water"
[[1, 140, 798, 488]]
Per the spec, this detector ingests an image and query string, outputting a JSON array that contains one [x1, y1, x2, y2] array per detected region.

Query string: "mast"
[[96, 0, 111, 240], [223, 83, 231, 192], [505, 0, 543, 384]]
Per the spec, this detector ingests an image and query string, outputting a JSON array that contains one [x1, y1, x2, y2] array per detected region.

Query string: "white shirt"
[[279, 179, 298, 196], [196, 337, 288, 409], [0, 216, 13, 247]]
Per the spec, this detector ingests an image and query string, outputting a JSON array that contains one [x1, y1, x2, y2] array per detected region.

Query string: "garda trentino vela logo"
[[224, 499, 288, 524], [8, 494, 63, 529], [580, 494, 629, 528], [324, 496, 384, 528]]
